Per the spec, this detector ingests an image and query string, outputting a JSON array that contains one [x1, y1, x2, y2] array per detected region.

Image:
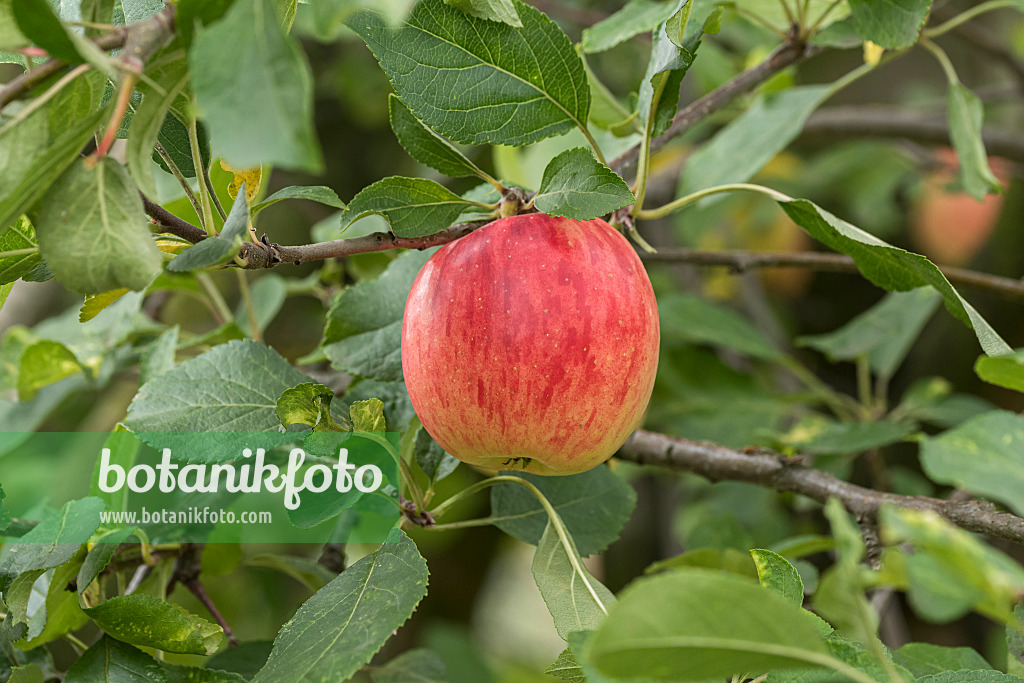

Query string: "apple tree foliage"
[[2, 0, 1024, 681]]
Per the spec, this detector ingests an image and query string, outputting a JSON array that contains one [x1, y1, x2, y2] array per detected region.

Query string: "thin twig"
[[801, 106, 1024, 163], [638, 247, 1024, 304], [617, 430, 1024, 546]]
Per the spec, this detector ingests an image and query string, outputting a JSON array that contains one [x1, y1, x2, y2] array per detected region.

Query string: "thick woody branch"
[[618, 430, 1024, 547], [610, 40, 813, 179], [0, 6, 175, 109], [640, 247, 1024, 304], [801, 106, 1024, 163]]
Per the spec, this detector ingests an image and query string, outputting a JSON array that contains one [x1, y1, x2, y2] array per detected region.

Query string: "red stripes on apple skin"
[[401, 213, 660, 475]]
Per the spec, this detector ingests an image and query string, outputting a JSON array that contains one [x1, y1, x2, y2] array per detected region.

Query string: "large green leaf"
[[679, 86, 831, 197], [0, 497, 104, 593], [84, 594, 224, 655], [533, 148, 634, 220], [323, 250, 432, 380], [11, 0, 82, 62], [0, 72, 106, 233], [975, 349, 1024, 393], [64, 636, 166, 683], [32, 157, 162, 294], [798, 288, 941, 376], [919, 410, 1024, 517], [339, 177, 480, 238], [125, 339, 310, 433], [584, 568, 842, 680], [347, 0, 589, 146], [532, 521, 615, 640], [189, 0, 322, 172], [388, 95, 490, 181], [847, 0, 931, 49], [581, 0, 679, 53], [250, 185, 345, 215], [490, 467, 636, 556], [778, 198, 1010, 357], [253, 530, 428, 683]]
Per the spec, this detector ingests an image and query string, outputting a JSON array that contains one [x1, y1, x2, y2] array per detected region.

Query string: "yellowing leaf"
[[155, 234, 194, 254], [863, 41, 884, 66], [79, 289, 129, 323], [220, 160, 262, 202]]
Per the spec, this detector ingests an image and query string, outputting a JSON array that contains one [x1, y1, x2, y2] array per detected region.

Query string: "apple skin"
[[401, 213, 660, 475]]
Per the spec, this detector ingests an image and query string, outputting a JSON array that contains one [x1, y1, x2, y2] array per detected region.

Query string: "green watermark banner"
[[0, 431, 401, 544]]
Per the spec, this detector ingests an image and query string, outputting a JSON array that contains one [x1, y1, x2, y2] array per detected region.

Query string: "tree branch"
[[617, 430, 1024, 547], [272, 221, 490, 265], [610, 40, 814, 179], [800, 106, 1024, 163], [0, 6, 175, 109], [639, 247, 1024, 304]]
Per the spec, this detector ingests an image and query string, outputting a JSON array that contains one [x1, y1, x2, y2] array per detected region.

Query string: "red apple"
[[401, 213, 660, 475]]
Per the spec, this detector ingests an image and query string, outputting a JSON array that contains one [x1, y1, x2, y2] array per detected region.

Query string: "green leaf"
[[350, 398, 386, 432], [638, 0, 718, 138], [160, 661, 246, 683], [947, 81, 1002, 200], [1009, 604, 1024, 677], [253, 530, 429, 683], [750, 549, 804, 605], [679, 86, 832, 197], [919, 410, 1024, 517], [798, 288, 941, 376], [0, 216, 42, 284], [168, 184, 250, 271], [413, 428, 459, 485], [90, 427, 139, 513], [387, 95, 490, 181], [339, 177, 478, 238], [154, 113, 210, 179], [847, 0, 931, 49], [139, 325, 179, 385], [250, 185, 345, 215], [585, 568, 839, 680], [324, 321, 403, 382], [581, 0, 679, 53], [0, 497, 104, 593], [78, 528, 138, 596], [32, 157, 162, 294], [347, 0, 589, 146], [975, 349, 1024, 393], [778, 198, 1011, 357], [918, 673, 1024, 682], [880, 506, 1024, 624], [84, 594, 224, 655], [234, 274, 286, 337], [79, 289, 130, 323], [127, 52, 189, 199], [545, 648, 585, 683], [532, 520, 615, 640], [369, 649, 447, 683], [276, 382, 344, 431], [532, 148, 634, 220], [0, 71, 105, 233], [125, 339, 311, 433], [8, 664, 44, 683], [491, 467, 636, 556], [189, 0, 323, 172], [443, 0, 520, 27], [892, 642, 994, 678], [18, 551, 91, 647], [325, 249, 431, 343], [64, 635, 166, 683], [16, 340, 82, 400], [11, 0, 82, 62], [657, 293, 781, 360]]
